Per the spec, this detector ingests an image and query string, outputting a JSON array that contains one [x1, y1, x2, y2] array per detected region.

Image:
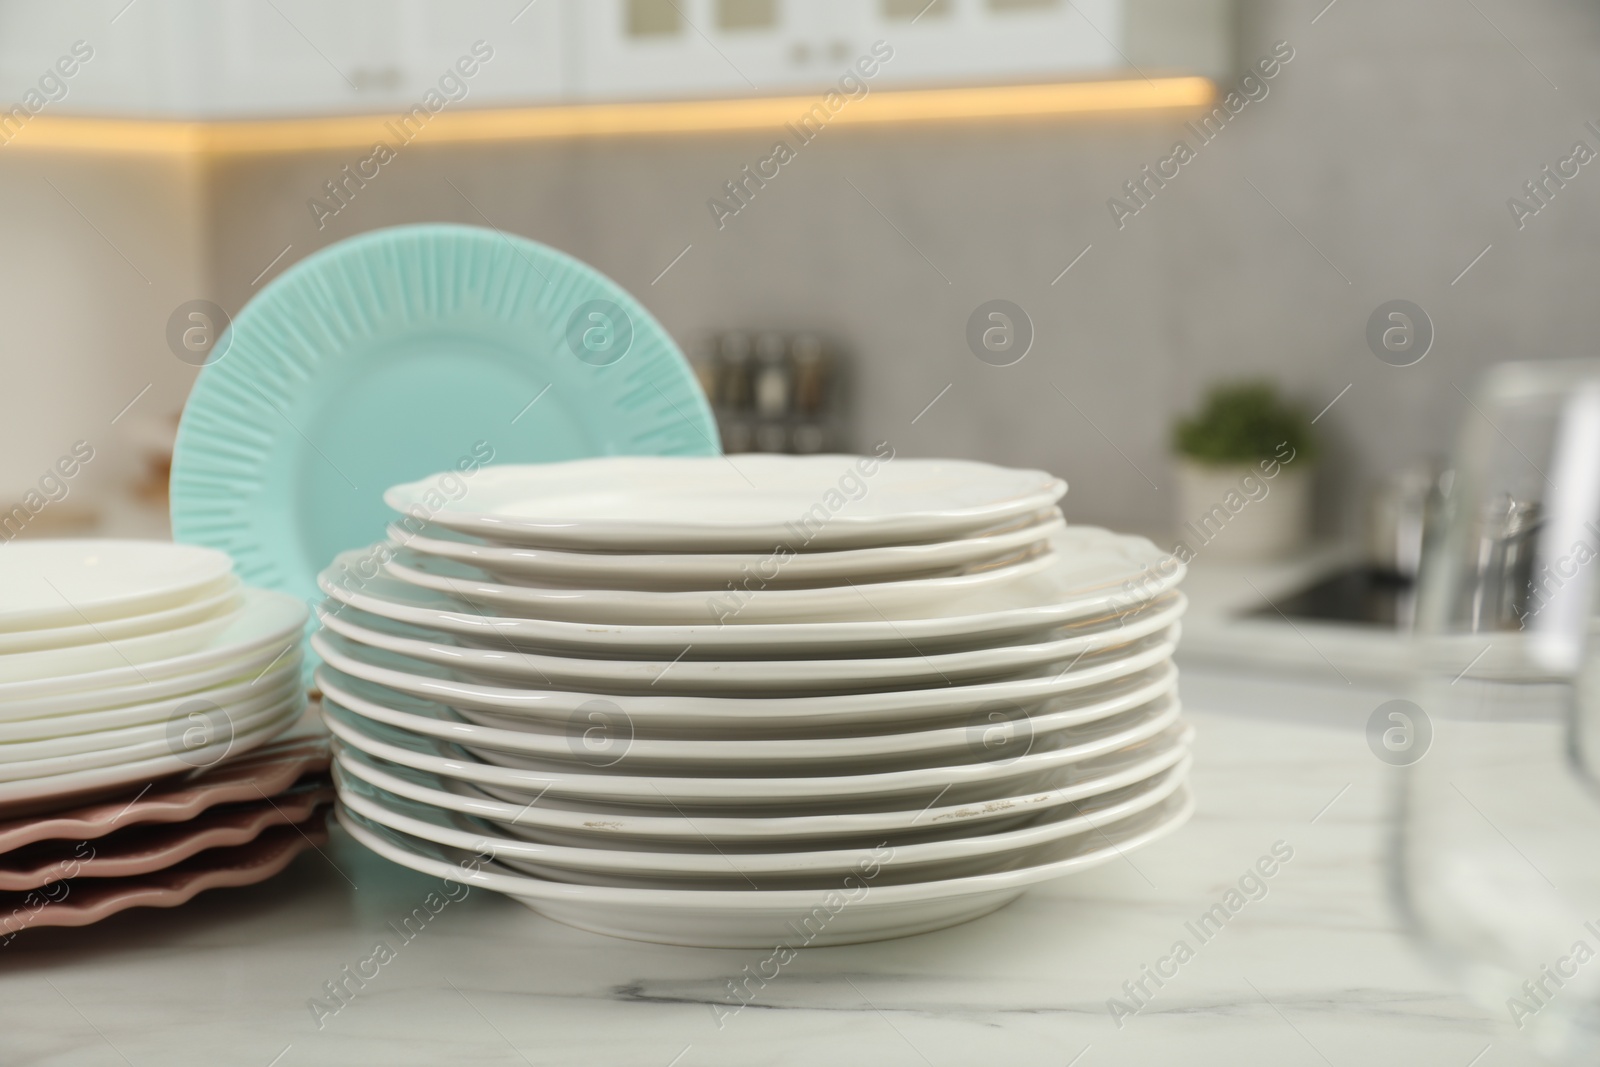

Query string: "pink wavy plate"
[[0, 822, 327, 934], [0, 788, 334, 891], [0, 737, 329, 853]]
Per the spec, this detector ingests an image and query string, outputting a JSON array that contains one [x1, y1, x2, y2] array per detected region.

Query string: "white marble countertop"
[[1, 668, 1543, 1066]]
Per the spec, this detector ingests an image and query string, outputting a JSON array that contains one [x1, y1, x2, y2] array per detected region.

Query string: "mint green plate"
[[170, 223, 718, 613]]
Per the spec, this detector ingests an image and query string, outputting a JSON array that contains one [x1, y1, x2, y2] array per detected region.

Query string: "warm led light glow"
[[1, 77, 1215, 156]]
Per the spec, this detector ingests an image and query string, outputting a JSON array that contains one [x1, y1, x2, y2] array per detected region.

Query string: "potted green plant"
[[1170, 381, 1316, 560]]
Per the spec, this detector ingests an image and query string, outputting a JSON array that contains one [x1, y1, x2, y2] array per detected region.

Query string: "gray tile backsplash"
[[7, 0, 1599, 544]]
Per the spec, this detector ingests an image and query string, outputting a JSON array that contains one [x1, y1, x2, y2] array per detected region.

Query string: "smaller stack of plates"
[[0, 739, 330, 933], [0, 542, 309, 816], [320, 456, 1192, 947]]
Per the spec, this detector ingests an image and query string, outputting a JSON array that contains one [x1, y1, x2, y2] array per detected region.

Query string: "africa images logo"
[[706, 41, 895, 230], [1106, 41, 1295, 229]]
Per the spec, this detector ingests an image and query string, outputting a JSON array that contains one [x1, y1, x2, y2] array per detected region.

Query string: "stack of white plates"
[[319, 456, 1192, 947], [0, 542, 309, 815]]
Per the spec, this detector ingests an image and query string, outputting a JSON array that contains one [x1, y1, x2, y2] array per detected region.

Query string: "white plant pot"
[[1172, 458, 1311, 562]]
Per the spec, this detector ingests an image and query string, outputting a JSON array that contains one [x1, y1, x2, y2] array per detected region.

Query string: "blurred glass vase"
[[1396, 360, 1600, 1064]]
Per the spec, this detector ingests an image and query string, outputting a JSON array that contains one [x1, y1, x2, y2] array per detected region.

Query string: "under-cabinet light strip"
[[1, 77, 1214, 156]]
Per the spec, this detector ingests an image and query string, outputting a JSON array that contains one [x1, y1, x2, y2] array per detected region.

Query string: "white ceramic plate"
[[336, 759, 1188, 885], [465, 697, 1179, 785], [0, 688, 302, 782], [0, 579, 242, 655], [316, 593, 1185, 694], [319, 526, 1180, 657], [0, 589, 307, 707], [0, 596, 245, 685], [336, 787, 1193, 947], [0, 540, 235, 634], [383, 546, 1055, 626], [0, 658, 302, 743], [317, 662, 1178, 768], [384, 455, 1067, 552], [0, 672, 302, 764], [333, 730, 1191, 844], [322, 696, 1183, 807], [0, 635, 307, 724], [388, 512, 1066, 590], [311, 627, 1178, 732], [0, 699, 304, 810]]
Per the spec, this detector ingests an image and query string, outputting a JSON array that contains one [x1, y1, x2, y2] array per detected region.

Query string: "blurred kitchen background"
[[2, 0, 1594, 678]]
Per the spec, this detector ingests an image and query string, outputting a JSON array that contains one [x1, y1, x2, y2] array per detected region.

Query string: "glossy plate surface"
[[0, 786, 332, 891], [0, 541, 234, 634], [332, 734, 1190, 843], [335, 761, 1184, 885], [389, 512, 1065, 588], [462, 678, 1183, 766], [382, 545, 1054, 625], [170, 223, 717, 609], [0, 589, 306, 708], [0, 659, 301, 744], [318, 526, 1180, 657], [0, 674, 301, 765], [0, 579, 241, 655], [310, 627, 1177, 731], [0, 737, 329, 852], [0, 823, 324, 931], [385, 454, 1064, 551], [0, 696, 304, 811], [321, 697, 1182, 806], [316, 661, 1178, 767], [0, 636, 303, 724], [0, 597, 244, 685], [315, 592, 1183, 694], [336, 789, 1191, 947], [0, 694, 300, 784]]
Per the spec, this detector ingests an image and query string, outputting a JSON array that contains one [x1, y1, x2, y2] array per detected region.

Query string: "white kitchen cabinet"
[[570, 0, 757, 101], [0, 4, 174, 116], [0, 0, 563, 118], [0, 0, 1228, 119], [205, 1, 406, 116], [843, 0, 1125, 89], [570, 0, 1135, 101], [441, 2, 567, 109]]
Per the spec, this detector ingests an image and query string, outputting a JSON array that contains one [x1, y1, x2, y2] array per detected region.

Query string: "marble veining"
[[0, 669, 1553, 1065]]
